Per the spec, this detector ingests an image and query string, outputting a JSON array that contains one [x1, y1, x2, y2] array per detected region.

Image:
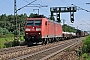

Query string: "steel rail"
[[11, 39, 81, 60]]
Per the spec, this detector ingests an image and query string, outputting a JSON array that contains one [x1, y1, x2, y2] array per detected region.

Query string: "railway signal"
[[57, 13, 60, 22], [50, 7, 76, 23], [70, 13, 74, 23]]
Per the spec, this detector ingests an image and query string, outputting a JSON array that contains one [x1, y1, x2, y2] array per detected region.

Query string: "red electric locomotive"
[[24, 15, 62, 45]]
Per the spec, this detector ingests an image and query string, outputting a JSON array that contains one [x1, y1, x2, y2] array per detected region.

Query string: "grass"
[[0, 37, 14, 48], [79, 35, 90, 60], [65, 47, 70, 52], [80, 53, 90, 60], [0, 34, 25, 49]]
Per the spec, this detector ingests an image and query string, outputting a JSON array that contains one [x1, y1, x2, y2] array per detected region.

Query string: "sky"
[[0, 0, 90, 32]]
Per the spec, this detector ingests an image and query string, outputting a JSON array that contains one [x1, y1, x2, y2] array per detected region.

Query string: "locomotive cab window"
[[26, 20, 42, 26], [26, 20, 34, 26], [34, 20, 42, 26]]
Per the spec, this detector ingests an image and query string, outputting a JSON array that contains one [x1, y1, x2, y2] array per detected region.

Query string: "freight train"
[[24, 14, 88, 45], [76, 30, 88, 37]]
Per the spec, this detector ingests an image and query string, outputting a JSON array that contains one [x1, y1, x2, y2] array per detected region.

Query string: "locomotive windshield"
[[26, 20, 42, 26]]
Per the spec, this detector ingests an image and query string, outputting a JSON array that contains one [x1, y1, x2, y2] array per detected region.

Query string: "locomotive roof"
[[27, 18, 61, 25], [27, 18, 42, 20], [27, 14, 61, 24]]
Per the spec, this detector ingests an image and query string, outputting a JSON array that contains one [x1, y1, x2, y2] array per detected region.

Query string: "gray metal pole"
[[33, 9, 39, 15], [14, 0, 17, 40]]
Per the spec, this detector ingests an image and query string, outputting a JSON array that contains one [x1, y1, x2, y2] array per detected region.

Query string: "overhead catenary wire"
[[23, 0, 42, 5], [60, 0, 69, 6], [23, 0, 40, 5], [17, 0, 37, 11], [82, 20, 90, 26], [71, 4, 90, 13], [23, 0, 49, 13], [1, 0, 35, 13], [33, 3, 49, 14]]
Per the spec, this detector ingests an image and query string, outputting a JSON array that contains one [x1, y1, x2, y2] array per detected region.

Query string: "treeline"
[[62, 24, 77, 33], [0, 13, 29, 36]]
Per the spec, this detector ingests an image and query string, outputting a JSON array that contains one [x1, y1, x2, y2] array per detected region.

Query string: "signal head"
[[71, 18, 74, 23]]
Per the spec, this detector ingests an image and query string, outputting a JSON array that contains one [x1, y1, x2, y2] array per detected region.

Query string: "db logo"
[[32, 29, 35, 31]]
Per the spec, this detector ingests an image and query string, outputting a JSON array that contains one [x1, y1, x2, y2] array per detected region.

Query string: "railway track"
[[11, 37, 84, 60], [0, 39, 66, 60], [0, 37, 84, 60]]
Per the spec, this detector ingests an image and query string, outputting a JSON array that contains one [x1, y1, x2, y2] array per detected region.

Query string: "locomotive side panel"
[[41, 18, 48, 38], [55, 23, 62, 37], [48, 21, 55, 38]]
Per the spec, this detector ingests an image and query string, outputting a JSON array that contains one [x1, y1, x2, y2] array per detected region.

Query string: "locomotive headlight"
[[25, 28, 30, 31], [26, 33, 29, 34], [36, 28, 41, 31], [39, 33, 41, 35]]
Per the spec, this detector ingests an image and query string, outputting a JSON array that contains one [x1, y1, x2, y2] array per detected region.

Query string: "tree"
[[0, 14, 8, 28], [62, 24, 76, 32], [49, 16, 55, 21], [7, 14, 14, 22], [0, 27, 9, 35], [3, 28, 9, 34], [0, 28, 3, 34], [0, 21, 5, 28], [29, 13, 35, 18]]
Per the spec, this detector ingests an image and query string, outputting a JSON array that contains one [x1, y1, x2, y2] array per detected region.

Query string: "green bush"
[[82, 35, 90, 53], [0, 43, 4, 49], [4, 40, 21, 48], [20, 36, 24, 41], [4, 42, 13, 48], [0, 28, 9, 35], [82, 45, 88, 53], [12, 40, 20, 46], [0, 37, 14, 48], [0, 34, 14, 38], [82, 53, 90, 60], [13, 30, 19, 35]]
